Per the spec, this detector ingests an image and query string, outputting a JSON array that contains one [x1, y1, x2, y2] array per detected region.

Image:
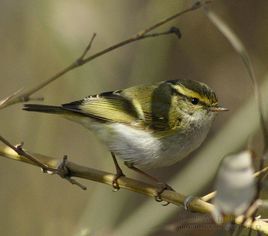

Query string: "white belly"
[[84, 120, 213, 169], [68, 111, 215, 169]]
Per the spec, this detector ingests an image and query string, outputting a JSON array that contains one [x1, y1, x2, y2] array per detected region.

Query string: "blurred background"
[[0, 0, 268, 235]]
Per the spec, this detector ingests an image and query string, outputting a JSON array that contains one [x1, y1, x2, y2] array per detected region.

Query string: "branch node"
[[57, 155, 70, 177], [21, 96, 30, 102], [15, 142, 24, 150], [76, 33, 97, 66], [0, 4, 206, 109], [28, 96, 45, 102], [57, 155, 87, 190], [184, 195, 197, 211], [193, 0, 212, 10], [169, 26, 182, 39]]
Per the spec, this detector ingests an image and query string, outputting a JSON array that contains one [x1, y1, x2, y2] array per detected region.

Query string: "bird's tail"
[[23, 104, 66, 114]]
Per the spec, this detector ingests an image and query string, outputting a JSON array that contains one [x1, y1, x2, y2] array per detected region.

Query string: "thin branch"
[[0, 145, 267, 234], [0, 1, 209, 110], [201, 191, 216, 202], [135, 1, 210, 36], [57, 155, 87, 190], [203, 8, 268, 235], [0, 135, 53, 171], [203, 5, 268, 188], [77, 33, 97, 63], [0, 88, 24, 106], [0, 136, 87, 189], [0, 88, 44, 106]]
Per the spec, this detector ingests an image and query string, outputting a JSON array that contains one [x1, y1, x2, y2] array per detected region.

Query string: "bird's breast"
[[91, 120, 211, 169], [73, 114, 214, 169]]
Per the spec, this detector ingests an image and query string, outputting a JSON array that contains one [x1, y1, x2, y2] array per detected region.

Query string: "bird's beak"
[[209, 106, 229, 112]]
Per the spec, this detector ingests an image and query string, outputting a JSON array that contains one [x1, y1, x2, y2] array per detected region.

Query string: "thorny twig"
[[0, 1, 209, 109]]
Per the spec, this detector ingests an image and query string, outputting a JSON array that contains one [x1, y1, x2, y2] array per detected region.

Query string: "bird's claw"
[[154, 183, 174, 206], [112, 172, 125, 192]]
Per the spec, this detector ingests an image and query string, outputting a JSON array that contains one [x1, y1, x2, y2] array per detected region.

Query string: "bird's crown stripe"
[[169, 84, 211, 105]]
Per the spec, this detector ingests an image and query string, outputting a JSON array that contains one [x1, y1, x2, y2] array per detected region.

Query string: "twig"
[[76, 33, 97, 64], [57, 155, 87, 190], [0, 136, 86, 189], [203, 4, 268, 181], [135, 1, 210, 36], [0, 1, 209, 110], [0, 88, 24, 106], [201, 191, 216, 202], [0, 145, 267, 234], [202, 8, 268, 235], [0, 135, 53, 171]]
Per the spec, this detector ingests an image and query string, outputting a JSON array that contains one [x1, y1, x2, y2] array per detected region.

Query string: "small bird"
[[212, 150, 256, 224], [24, 79, 227, 193]]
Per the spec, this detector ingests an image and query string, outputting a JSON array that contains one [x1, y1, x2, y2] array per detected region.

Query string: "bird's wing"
[[62, 91, 143, 125], [62, 81, 182, 131]]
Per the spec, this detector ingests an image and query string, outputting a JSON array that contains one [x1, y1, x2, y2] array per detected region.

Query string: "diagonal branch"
[[0, 144, 268, 234], [0, 1, 210, 110], [77, 33, 97, 63], [0, 135, 52, 170]]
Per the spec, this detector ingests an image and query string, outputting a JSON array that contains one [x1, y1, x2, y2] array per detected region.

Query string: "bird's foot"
[[155, 183, 175, 206], [112, 168, 125, 192], [110, 152, 126, 191]]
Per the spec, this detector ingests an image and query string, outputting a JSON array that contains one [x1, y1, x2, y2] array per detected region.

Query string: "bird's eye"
[[191, 97, 199, 105]]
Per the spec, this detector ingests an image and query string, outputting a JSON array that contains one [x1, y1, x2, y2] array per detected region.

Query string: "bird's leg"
[[125, 162, 174, 204], [111, 152, 125, 191]]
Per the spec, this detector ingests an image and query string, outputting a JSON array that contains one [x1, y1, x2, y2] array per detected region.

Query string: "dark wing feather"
[[24, 81, 183, 131]]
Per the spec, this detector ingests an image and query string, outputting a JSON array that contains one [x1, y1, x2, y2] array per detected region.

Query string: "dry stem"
[[0, 1, 208, 110], [0, 145, 268, 234]]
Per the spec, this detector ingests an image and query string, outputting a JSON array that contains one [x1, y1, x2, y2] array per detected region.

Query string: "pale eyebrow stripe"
[[169, 83, 211, 105]]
